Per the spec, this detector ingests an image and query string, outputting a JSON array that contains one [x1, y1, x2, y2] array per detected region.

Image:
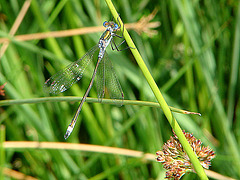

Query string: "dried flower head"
[[0, 82, 7, 96], [156, 130, 215, 179]]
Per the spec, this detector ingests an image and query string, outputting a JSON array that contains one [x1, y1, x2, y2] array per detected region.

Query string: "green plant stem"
[[0, 97, 201, 115], [104, 0, 208, 179], [0, 125, 5, 180]]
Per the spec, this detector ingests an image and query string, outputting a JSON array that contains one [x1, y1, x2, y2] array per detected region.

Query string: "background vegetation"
[[0, 0, 239, 179]]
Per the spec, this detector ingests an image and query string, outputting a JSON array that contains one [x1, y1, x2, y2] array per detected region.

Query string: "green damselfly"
[[44, 20, 125, 139]]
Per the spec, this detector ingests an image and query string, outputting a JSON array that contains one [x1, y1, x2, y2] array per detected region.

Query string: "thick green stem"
[[104, 0, 208, 179]]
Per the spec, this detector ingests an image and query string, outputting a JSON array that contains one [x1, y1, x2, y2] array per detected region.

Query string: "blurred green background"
[[0, 0, 239, 179]]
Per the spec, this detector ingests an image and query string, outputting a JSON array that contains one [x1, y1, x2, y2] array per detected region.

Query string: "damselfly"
[[44, 20, 125, 139]]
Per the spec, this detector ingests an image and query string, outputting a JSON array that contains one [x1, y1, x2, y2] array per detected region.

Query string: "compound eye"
[[114, 23, 119, 29], [103, 21, 108, 27]]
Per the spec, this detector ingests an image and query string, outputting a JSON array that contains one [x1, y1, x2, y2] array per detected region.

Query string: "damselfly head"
[[103, 21, 119, 30]]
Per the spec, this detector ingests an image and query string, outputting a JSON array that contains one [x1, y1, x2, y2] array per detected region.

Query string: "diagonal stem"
[[104, 0, 208, 179]]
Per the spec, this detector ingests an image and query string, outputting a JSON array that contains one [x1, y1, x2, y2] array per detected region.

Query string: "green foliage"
[[0, 0, 239, 179]]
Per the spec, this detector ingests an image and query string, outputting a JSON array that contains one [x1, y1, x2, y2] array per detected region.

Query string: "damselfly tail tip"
[[64, 126, 73, 140]]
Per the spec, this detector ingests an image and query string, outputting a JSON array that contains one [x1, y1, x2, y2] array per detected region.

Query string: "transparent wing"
[[96, 56, 105, 102], [44, 45, 99, 94], [104, 52, 124, 106]]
